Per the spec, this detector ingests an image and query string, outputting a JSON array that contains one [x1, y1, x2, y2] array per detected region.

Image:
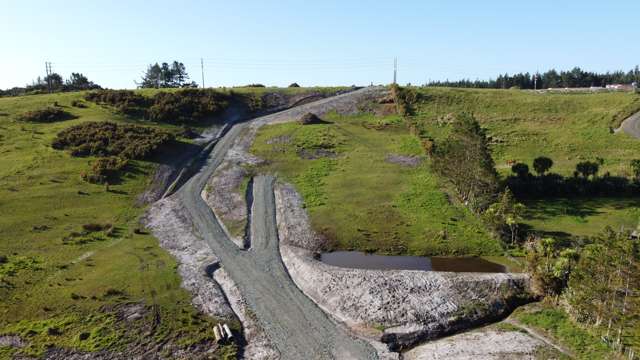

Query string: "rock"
[[385, 153, 422, 167]]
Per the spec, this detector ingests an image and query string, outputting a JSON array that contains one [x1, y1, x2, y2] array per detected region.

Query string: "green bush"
[[17, 107, 76, 123], [85, 90, 149, 117], [81, 157, 128, 184], [52, 121, 173, 160], [146, 89, 230, 124], [70, 100, 87, 108], [85, 89, 232, 124]]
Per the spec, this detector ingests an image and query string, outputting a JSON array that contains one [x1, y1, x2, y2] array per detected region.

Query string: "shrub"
[[17, 107, 76, 123], [0, 255, 7, 264], [85, 90, 149, 117], [71, 100, 87, 108], [298, 113, 323, 125], [85, 89, 234, 125], [390, 84, 418, 116], [511, 163, 530, 179], [431, 113, 499, 211], [52, 121, 173, 160], [146, 89, 230, 124], [82, 223, 112, 233], [533, 156, 553, 175], [81, 157, 128, 184], [244, 84, 265, 88]]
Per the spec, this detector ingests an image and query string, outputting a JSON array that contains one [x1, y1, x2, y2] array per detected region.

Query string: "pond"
[[319, 251, 507, 273]]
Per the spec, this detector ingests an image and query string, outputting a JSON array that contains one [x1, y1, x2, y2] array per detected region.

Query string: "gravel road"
[[615, 111, 640, 138], [174, 88, 383, 359]]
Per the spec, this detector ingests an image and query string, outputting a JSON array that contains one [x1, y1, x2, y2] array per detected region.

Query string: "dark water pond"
[[319, 251, 507, 273]]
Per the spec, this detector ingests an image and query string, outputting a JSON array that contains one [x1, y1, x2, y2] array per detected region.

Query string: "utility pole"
[[393, 57, 397, 84], [201, 58, 205, 88], [45, 61, 52, 93], [534, 73, 538, 90]]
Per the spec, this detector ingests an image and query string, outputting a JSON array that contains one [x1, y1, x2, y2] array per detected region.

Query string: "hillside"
[[408, 87, 640, 238], [0, 87, 338, 358], [250, 88, 640, 258]]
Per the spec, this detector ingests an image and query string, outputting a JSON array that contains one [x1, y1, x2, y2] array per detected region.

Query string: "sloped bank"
[[274, 183, 534, 351]]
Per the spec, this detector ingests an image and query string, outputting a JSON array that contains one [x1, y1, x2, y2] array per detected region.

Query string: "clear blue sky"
[[2, 0, 639, 89]]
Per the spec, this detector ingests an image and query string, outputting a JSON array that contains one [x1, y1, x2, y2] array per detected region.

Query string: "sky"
[[1, 0, 639, 89]]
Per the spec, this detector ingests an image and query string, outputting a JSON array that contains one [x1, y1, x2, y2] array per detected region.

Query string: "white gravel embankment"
[[144, 197, 278, 356], [403, 329, 543, 360], [274, 183, 532, 349]]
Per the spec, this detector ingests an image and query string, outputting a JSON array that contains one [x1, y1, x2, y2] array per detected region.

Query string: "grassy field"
[[512, 303, 618, 359], [411, 87, 640, 177], [0, 91, 239, 358], [251, 112, 502, 256], [523, 197, 640, 239], [409, 87, 640, 238]]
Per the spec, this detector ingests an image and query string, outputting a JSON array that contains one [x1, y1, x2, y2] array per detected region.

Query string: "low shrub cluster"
[[85, 90, 149, 117], [17, 107, 76, 123], [84, 89, 232, 124], [52, 121, 173, 184], [52, 121, 173, 159], [390, 84, 418, 116], [146, 89, 230, 124], [81, 157, 128, 184]]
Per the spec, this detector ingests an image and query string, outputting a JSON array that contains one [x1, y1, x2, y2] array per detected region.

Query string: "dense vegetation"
[[526, 228, 639, 355], [137, 60, 197, 88], [392, 85, 640, 355], [428, 66, 640, 89], [0, 72, 101, 97], [431, 113, 499, 212], [85, 89, 233, 124], [52, 121, 173, 159], [17, 106, 76, 123], [51, 121, 173, 184], [506, 157, 640, 198]]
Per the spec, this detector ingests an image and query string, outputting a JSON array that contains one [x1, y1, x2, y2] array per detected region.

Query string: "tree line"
[[0, 72, 101, 97], [137, 61, 198, 88], [427, 66, 640, 89], [506, 157, 640, 198], [527, 228, 639, 354]]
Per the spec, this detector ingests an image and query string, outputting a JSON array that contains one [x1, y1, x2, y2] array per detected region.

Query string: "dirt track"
[[173, 88, 384, 359], [615, 111, 640, 138]]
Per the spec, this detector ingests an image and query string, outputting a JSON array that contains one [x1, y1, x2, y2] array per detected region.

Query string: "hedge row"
[[85, 89, 232, 124]]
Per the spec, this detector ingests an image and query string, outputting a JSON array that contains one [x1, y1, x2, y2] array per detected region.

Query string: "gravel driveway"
[[174, 88, 383, 359], [615, 111, 640, 138]]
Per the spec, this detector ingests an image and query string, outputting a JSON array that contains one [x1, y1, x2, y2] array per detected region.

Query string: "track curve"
[[174, 88, 382, 359]]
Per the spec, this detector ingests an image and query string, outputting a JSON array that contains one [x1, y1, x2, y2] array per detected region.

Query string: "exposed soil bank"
[[274, 183, 533, 351]]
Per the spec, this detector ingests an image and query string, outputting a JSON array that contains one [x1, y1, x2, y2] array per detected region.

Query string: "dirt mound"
[[298, 112, 324, 125]]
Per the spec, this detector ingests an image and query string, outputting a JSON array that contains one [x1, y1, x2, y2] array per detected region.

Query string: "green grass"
[[410, 87, 640, 239], [412, 87, 640, 177], [251, 112, 502, 256], [513, 303, 616, 359], [0, 91, 238, 357], [523, 197, 640, 239]]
